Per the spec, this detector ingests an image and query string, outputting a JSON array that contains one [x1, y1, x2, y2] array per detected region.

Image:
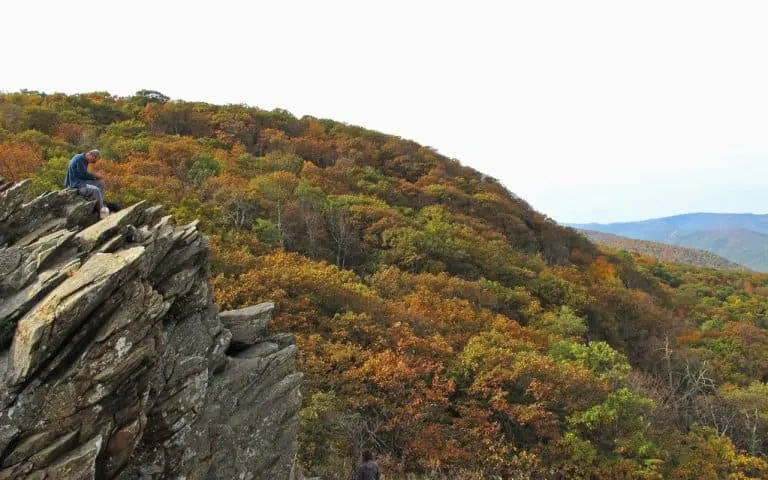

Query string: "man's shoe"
[[99, 207, 110, 219]]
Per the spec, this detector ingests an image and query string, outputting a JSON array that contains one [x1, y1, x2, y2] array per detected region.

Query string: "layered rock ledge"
[[0, 179, 302, 479]]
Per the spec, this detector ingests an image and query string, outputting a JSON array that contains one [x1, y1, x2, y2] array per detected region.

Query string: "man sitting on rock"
[[65, 149, 110, 219]]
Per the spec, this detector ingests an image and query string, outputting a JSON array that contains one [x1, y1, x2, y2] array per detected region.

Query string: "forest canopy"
[[2, 90, 768, 479]]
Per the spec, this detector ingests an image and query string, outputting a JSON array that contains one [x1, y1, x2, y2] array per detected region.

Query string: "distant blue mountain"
[[568, 213, 768, 272]]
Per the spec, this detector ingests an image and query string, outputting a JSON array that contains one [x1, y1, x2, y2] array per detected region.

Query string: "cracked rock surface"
[[0, 180, 302, 479]]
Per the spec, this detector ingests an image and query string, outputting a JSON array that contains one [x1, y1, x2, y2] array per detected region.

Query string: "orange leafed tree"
[[0, 141, 44, 181]]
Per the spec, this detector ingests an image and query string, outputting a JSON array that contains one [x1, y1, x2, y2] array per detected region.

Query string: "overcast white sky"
[[2, 1, 767, 223]]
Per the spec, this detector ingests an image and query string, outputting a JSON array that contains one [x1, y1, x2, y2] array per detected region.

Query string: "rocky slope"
[[0, 179, 302, 479]]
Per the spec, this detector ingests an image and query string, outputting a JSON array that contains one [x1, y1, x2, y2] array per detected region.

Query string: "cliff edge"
[[0, 179, 302, 479]]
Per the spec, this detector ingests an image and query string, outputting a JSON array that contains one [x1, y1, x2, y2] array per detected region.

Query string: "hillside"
[[674, 228, 768, 271], [581, 229, 746, 270], [2, 90, 768, 479], [571, 214, 768, 272]]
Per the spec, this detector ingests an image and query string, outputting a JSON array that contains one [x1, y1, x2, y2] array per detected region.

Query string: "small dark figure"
[[65, 149, 110, 218], [354, 451, 379, 480]]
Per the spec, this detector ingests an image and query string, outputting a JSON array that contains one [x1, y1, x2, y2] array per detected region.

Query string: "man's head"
[[362, 450, 373, 462], [85, 149, 101, 164]]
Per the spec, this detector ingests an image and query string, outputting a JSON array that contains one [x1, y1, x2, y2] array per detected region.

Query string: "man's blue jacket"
[[65, 153, 97, 188]]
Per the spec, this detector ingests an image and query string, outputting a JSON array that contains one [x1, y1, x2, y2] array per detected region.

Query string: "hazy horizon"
[[3, 1, 768, 224], [568, 210, 768, 226]]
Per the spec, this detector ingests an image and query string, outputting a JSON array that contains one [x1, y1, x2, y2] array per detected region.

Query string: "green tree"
[[531, 306, 588, 339], [188, 153, 221, 186], [249, 171, 298, 247]]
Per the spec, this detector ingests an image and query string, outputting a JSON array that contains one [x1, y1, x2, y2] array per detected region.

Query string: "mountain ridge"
[[568, 213, 768, 271], [580, 229, 747, 270], [572, 211, 768, 230]]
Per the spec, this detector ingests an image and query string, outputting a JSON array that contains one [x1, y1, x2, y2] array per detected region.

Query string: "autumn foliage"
[[4, 90, 768, 479], [0, 141, 43, 182]]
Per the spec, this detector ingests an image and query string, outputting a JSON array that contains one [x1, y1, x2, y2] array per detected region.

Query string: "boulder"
[[219, 302, 276, 346], [0, 185, 302, 479]]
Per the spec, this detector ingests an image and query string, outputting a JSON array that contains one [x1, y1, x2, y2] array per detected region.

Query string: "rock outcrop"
[[0, 179, 302, 479]]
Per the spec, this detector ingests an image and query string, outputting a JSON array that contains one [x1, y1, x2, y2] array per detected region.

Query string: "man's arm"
[[75, 156, 98, 181]]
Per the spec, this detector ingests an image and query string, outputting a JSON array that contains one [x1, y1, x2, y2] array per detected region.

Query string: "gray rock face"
[[0, 179, 302, 479]]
